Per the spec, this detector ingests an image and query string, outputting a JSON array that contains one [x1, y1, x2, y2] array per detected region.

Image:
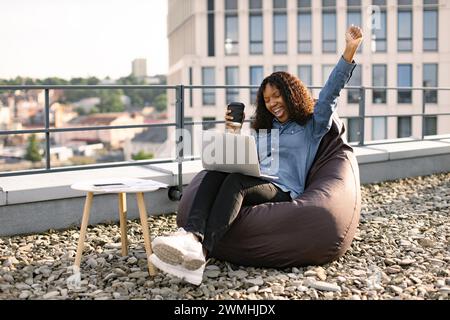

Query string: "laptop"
[[201, 130, 278, 180]]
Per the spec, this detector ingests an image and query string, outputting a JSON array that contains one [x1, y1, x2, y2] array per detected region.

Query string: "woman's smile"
[[272, 106, 285, 118]]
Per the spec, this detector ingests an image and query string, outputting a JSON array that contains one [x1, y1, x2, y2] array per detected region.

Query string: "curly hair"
[[251, 71, 315, 131]]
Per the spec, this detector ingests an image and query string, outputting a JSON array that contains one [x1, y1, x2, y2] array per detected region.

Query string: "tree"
[[132, 150, 154, 160], [154, 93, 167, 112], [63, 77, 100, 103], [24, 78, 36, 85], [96, 89, 125, 113], [70, 77, 85, 85], [38, 77, 68, 85], [75, 107, 87, 115], [117, 75, 144, 107], [116, 74, 167, 109], [25, 134, 42, 162], [86, 77, 100, 85], [89, 106, 99, 114]]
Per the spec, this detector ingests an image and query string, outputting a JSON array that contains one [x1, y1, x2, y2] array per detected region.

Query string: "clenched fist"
[[346, 25, 363, 49], [343, 24, 363, 62]]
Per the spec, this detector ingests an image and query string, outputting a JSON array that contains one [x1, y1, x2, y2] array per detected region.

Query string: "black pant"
[[183, 171, 291, 253]]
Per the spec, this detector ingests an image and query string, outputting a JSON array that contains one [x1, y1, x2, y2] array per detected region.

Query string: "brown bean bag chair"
[[177, 116, 361, 268]]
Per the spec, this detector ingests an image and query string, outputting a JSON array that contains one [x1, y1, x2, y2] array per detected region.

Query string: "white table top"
[[71, 178, 169, 194]]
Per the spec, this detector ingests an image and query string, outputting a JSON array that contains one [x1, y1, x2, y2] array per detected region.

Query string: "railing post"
[[44, 89, 51, 170], [175, 85, 185, 198], [358, 86, 366, 146], [421, 89, 426, 140]]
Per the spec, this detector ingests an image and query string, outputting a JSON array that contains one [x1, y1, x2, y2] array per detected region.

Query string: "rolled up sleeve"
[[313, 56, 356, 137]]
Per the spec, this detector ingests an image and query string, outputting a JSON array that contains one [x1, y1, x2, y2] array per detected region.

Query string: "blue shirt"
[[256, 57, 356, 199]]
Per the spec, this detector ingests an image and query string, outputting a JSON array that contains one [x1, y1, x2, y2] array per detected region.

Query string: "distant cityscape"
[[0, 59, 171, 172]]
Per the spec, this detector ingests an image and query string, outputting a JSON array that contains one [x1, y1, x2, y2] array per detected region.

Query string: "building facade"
[[132, 58, 148, 78], [167, 0, 450, 148]]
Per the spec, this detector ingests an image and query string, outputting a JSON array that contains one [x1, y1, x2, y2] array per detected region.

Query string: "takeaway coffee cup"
[[227, 102, 245, 127]]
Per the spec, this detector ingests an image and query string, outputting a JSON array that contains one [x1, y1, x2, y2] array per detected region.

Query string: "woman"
[[149, 25, 363, 285]]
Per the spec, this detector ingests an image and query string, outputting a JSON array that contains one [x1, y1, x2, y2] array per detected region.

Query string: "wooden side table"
[[71, 178, 168, 276]]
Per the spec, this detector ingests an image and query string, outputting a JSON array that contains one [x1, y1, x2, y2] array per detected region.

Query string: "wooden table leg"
[[118, 192, 128, 256], [74, 192, 94, 269], [136, 192, 156, 276]]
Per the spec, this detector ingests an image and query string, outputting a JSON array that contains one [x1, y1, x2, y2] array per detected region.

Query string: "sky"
[[0, 0, 168, 80]]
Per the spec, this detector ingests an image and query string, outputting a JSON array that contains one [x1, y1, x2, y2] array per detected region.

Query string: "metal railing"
[[1, 84, 450, 199]]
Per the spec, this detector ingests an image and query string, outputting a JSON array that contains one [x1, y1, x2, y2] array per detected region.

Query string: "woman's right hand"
[[225, 109, 245, 134]]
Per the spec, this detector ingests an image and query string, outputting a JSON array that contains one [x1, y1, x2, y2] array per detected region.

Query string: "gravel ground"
[[0, 173, 449, 300]]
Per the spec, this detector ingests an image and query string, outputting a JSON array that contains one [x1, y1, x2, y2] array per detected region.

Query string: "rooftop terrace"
[[1, 84, 449, 300], [0, 172, 449, 300]]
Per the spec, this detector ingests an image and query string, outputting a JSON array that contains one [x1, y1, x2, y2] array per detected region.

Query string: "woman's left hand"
[[345, 25, 363, 49], [343, 25, 363, 62]]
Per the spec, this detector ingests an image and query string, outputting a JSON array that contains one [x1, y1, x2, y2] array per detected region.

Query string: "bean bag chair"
[[176, 116, 361, 267]]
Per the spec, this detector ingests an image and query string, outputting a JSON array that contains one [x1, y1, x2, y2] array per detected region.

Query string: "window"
[[250, 66, 264, 104], [347, 0, 362, 53], [322, 65, 334, 85], [273, 14, 287, 54], [424, 116, 437, 136], [298, 0, 311, 6], [273, 0, 287, 9], [347, 117, 360, 143], [423, 64, 438, 103], [249, 0, 263, 54], [226, 67, 239, 104], [372, 1, 387, 52], [202, 67, 215, 105], [372, 117, 386, 140], [249, 0, 262, 9], [249, 14, 263, 54], [225, 0, 237, 10], [207, 0, 215, 56], [273, 0, 287, 54], [297, 0, 312, 53], [398, 64, 412, 104], [202, 117, 216, 130], [423, 0, 438, 51], [274, 65, 288, 72], [322, 0, 336, 6], [397, 116, 412, 138], [298, 65, 312, 86], [225, 0, 239, 55], [398, 1, 413, 52], [297, 0, 311, 5], [372, 64, 387, 104], [347, 65, 362, 103], [322, 0, 337, 53]]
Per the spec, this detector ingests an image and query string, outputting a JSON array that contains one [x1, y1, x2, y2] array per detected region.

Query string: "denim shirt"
[[255, 57, 356, 199]]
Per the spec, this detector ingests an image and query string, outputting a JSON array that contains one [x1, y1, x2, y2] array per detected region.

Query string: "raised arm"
[[313, 25, 363, 137]]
